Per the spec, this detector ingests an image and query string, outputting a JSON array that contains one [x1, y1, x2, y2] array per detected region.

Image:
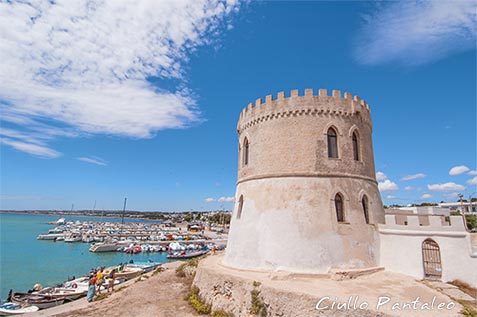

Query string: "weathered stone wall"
[[226, 89, 384, 273]]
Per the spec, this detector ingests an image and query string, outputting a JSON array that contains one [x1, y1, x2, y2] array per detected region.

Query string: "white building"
[[439, 201, 476, 214]]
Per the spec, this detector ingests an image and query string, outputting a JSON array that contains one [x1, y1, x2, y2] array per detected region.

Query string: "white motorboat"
[[89, 242, 118, 252], [64, 232, 82, 243], [36, 233, 64, 240], [0, 302, 39, 316]]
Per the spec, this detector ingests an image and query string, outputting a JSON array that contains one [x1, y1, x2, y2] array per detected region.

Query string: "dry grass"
[[449, 280, 477, 299]]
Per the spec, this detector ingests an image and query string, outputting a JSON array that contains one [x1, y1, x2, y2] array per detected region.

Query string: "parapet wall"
[[379, 215, 467, 234], [238, 88, 371, 132]]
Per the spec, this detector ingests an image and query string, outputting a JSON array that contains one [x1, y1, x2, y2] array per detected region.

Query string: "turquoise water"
[[0, 212, 171, 300]]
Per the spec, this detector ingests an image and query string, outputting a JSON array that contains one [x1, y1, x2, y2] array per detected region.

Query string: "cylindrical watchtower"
[[224, 88, 385, 273]]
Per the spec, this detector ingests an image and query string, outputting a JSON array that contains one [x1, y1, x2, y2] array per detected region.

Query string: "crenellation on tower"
[[226, 88, 384, 274]]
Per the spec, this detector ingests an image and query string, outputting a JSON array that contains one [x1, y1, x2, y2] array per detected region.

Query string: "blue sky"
[[1, 1, 476, 211]]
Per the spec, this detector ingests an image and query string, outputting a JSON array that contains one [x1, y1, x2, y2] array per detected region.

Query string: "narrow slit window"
[[352, 131, 359, 161], [237, 195, 244, 219], [243, 138, 249, 166], [335, 193, 345, 222], [327, 128, 338, 158], [362, 195, 369, 224]]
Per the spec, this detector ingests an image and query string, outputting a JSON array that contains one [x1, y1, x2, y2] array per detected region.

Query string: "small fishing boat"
[[64, 232, 82, 243], [103, 266, 144, 280], [35, 286, 87, 300], [167, 250, 209, 259], [11, 292, 65, 309], [125, 260, 162, 273], [89, 242, 118, 252], [0, 302, 39, 316]]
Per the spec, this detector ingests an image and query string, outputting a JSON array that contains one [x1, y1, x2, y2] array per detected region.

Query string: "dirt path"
[[30, 261, 199, 317]]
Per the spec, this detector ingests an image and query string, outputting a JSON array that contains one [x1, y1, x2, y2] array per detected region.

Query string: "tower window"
[[352, 131, 359, 161], [335, 193, 345, 222], [362, 195, 369, 224], [327, 128, 338, 158], [237, 195, 244, 219], [243, 138, 249, 166]]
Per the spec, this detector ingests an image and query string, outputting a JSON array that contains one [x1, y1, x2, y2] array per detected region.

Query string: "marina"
[[0, 212, 227, 307]]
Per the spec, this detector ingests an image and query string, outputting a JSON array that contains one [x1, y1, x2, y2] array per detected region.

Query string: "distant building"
[[439, 201, 476, 214]]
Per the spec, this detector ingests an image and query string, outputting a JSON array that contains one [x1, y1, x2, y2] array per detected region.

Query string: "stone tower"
[[224, 88, 385, 273]]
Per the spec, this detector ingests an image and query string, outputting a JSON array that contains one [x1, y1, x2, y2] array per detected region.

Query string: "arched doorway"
[[422, 239, 442, 279]]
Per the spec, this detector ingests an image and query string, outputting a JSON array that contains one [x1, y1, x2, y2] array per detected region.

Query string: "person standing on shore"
[[87, 274, 96, 302], [107, 270, 115, 293], [96, 267, 104, 295]]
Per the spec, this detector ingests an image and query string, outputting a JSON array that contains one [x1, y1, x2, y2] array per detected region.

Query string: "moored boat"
[[125, 260, 162, 273], [89, 242, 118, 253], [103, 266, 144, 280], [35, 286, 87, 300], [0, 302, 39, 316], [11, 292, 65, 309], [36, 233, 64, 240], [167, 250, 209, 259]]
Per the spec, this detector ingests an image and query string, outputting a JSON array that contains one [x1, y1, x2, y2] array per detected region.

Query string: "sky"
[[0, 0, 476, 211]]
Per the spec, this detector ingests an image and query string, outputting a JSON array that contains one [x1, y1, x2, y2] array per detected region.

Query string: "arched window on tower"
[[243, 138, 249, 166], [335, 193, 345, 222], [327, 128, 338, 158], [352, 131, 360, 161], [236, 195, 244, 219], [362, 195, 369, 224]]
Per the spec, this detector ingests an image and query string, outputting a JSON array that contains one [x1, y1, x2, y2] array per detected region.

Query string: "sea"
[[0, 212, 171, 300]]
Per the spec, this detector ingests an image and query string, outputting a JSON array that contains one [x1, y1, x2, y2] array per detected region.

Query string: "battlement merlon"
[[237, 88, 372, 127]]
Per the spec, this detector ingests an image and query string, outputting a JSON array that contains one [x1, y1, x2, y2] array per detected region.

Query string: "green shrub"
[[212, 309, 234, 317], [186, 286, 211, 315]]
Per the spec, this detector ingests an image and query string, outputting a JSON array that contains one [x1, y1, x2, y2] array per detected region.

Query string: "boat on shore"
[[0, 302, 39, 316], [103, 266, 144, 281], [10, 292, 65, 309], [35, 286, 87, 300], [125, 260, 162, 273], [166, 250, 209, 259]]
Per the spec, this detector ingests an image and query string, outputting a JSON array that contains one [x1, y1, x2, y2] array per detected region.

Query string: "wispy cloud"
[[467, 169, 477, 176], [0, 1, 241, 157], [449, 165, 470, 176], [354, 1, 477, 65], [0, 137, 61, 158], [204, 196, 235, 203], [376, 171, 387, 182], [428, 182, 465, 192], [378, 179, 399, 192], [467, 176, 477, 185], [77, 156, 107, 166], [401, 173, 426, 181], [421, 193, 432, 199], [218, 196, 235, 203]]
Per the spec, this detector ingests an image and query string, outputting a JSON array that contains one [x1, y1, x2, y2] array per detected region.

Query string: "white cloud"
[[467, 176, 477, 185], [354, 1, 477, 65], [0, 1, 240, 156], [386, 195, 397, 200], [77, 156, 107, 166], [404, 186, 415, 191], [376, 171, 387, 182], [0, 137, 61, 158], [467, 170, 477, 175], [428, 182, 465, 192], [449, 165, 470, 176], [401, 173, 426, 181], [218, 196, 235, 203], [205, 196, 235, 203], [421, 193, 432, 199], [378, 180, 399, 192]]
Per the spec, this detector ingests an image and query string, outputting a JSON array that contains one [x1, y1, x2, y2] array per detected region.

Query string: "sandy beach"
[[27, 261, 199, 317]]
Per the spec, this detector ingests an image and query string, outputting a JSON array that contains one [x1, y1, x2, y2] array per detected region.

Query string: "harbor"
[[0, 212, 228, 313]]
